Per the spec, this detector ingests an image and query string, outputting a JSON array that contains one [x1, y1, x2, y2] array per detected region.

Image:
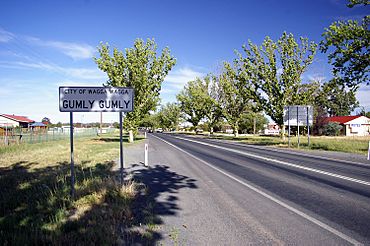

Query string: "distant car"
[[148, 129, 153, 133], [196, 129, 203, 134], [156, 128, 163, 133]]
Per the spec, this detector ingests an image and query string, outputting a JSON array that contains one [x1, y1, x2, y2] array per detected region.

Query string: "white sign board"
[[283, 105, 313, 126], [59, 86, 134, 112]]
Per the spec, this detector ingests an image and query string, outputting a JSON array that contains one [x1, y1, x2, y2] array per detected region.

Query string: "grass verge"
[[194, 133, 370, 155], [0, 132, 156, 245]]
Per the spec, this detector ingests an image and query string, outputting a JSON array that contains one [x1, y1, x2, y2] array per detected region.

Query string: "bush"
[[323, 122, 342, 136]]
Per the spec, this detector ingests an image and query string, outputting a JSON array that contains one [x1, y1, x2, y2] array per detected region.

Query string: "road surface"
[[130, 133, 370, 245]]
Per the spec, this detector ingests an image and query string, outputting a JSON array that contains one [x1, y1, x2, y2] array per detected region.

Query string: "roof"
[[324, 116, 362, 124], [30, 122, 47, 127], [0, 114, 34, 123]]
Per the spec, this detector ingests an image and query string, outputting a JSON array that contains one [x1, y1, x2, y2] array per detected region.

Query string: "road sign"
[[284, 105, 313, 148], [59, 86, 134, 112], [283, 105, 313, 126], [59, 86, 134, 198]]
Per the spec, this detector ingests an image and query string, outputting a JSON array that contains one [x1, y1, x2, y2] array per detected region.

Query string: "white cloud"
[[357, 85, 370, 110], [25, 36, 95, 60], [164, 67, 204, 89], [307, 74, 327, 83], [0, 28, 14, 42], [0, 61, 106, 80]]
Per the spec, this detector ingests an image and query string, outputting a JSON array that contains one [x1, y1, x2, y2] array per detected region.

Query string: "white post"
[[367, 141, 370, 161], [144, 143, 149, 166], [144, 131, 147, 139]]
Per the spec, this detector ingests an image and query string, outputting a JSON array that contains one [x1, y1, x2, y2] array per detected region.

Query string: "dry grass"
[[205, 133, 370, 155], [0, 133, 154, 245]]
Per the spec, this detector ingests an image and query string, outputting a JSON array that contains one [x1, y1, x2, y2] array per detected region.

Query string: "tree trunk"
[[129, 130, 134, 143], [210, 126, 214, 135], [233, 124, 239, 138], [281, 124, 286, 141]]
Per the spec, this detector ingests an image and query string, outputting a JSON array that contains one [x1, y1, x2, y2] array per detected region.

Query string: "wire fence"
[[0, 127, 115, 146]]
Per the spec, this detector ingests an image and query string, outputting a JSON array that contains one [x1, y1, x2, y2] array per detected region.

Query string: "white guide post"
[[144, 143, 149, 166]]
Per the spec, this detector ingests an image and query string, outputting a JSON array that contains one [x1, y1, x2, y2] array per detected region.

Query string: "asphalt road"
[[138, 133, 370, 245]]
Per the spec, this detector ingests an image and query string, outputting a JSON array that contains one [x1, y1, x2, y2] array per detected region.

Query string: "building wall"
[[0, 116, 19, 127], [345, 124, 370, 136], [344, 116, 370, 136]]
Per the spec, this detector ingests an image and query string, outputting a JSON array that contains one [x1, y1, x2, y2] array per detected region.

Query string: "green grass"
[[0, 132, 155, 245], [197, 132, 370, 155]]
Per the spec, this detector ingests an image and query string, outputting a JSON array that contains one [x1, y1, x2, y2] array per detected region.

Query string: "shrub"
[[323, 122, 342, 136]]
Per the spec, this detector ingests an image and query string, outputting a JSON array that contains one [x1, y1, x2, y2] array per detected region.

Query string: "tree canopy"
[[95, 38, 176, 131], [234, 32, 317, 127], [176, 78, 207, 127], [320, 1, 369, 88]]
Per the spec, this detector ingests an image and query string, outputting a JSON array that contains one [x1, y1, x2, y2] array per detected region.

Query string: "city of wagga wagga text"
[[63, 88, 130, 95]]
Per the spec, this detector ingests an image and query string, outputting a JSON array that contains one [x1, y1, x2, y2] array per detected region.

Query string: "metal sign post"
[[307, 106, 310, 146], [297, 106, 300, 148], [59, 86, 134, 197], [70, 112, 75, 198], [288, 109, 291, 148], [284, 105, 313, 148], [119, 111, 124, 184]]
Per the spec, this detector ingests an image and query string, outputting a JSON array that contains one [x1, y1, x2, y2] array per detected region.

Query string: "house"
[[0, 114, 35, 128], [324, 116, 370, 136], [264, 123, 280, 135], [29, 122, 48, 132]]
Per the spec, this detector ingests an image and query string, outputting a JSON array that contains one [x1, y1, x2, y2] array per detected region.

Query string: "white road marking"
[[209, 138, 370, 167], [174, 136, 370, 186], [152, 134, 363, 245]]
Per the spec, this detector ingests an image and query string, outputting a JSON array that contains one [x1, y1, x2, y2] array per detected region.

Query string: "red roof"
[[1, 114, 34, 123], [324, 116, 361, 124]]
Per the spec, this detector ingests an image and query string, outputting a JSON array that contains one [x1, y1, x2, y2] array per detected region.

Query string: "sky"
[[0, 0, 369, 124]]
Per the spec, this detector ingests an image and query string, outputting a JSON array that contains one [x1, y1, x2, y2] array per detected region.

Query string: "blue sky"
[[0, 0, 369, 123]]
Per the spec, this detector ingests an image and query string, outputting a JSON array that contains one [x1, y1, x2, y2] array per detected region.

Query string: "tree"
[[196, 76, 223, 134], [320, 1, 369, 88], [95, 38, 176, 141], [316, 78, 359, 116], [239, 112, 268, 134], [234, 32, 317, 136], [139, 113, 158, 129], [218, 65, 257, 137], [157, 102, 182, 130], [176, 79, 207, 127], [41, 117, 51, 125]]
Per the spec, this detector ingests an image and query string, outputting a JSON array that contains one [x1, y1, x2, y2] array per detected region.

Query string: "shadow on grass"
[[0, 159, 197, 245], [95, 136, 146, 143]]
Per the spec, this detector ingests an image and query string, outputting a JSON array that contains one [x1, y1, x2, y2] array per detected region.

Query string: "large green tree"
[[157, 102, 182, 130], [316, 78, 359, 116], [234, 32, 317, 135], [95, 39, 176, 140], [218, 65, 257, 137], [176, 79, 207, 127], [239, 112, 268, 134], [320, 1, 369, 88], [199, 76, 223, 134]]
